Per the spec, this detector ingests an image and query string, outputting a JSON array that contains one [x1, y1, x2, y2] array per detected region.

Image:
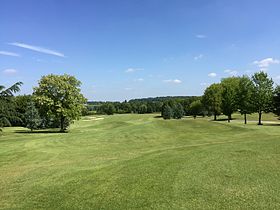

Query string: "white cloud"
[[0, 51, 20, 57], [208, 72, 217, 78], [253, 58, 279, 70], [224, 69, 238, 76], [163, 79, 182, 84], [9, 42, 65, 57], [2, 68, 18, 75], [194, 54, 204, 60], [125, 68, 143, 73], [196, 34, 207, 39], [125, 87, 133, 91], [200, 82, 209, 86], [275, 75, 280, 80], [135, 78, 144, 82]]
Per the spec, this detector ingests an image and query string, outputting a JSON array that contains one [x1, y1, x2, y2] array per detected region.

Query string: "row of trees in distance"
[[87, 71, 280, 125], [202, 71, 278, 124]]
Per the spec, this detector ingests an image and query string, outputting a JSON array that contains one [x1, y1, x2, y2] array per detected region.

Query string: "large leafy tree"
[[273, 85, 280, 117], [237, 76, 255, 124], [252, 71, 274, 125], [221, 77, 240, 122], [189, 100, 203, 119], [33, 74, 87, 132], [202, 83, 223, 121], [0, 82, 23, 130]]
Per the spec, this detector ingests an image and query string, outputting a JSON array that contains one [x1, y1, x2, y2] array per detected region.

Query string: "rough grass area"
[[0, 113, 280, 209]]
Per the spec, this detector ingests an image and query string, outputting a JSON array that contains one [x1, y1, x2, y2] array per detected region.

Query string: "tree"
[[273, 85, 280, 117], [162, 104, 173, 119], [252, 71, 274, 125], [14, 95, 33, 126], [33, 74, 87, 132], [202, 83, 223, 121], [237, 76, 255, 124], [25, 101, 41, 131], [106, 104, 115, 115], [138, 104, 147, 114], [189, 100, 203, 119], [173, 103, 184, 119], [0, 82, 23, 131], [221, 77, 240, 122]]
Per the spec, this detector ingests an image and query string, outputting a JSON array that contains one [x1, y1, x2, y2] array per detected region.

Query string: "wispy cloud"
[[224, 69, 238, 76], [2, 68, 18, 75], [0, 51, 20, 57], [194, 54, 204, 60], [196, 34, 207, 39], [208, 72, 217, 78], [163, 79, 182, 84], [253, 58, 279, 71], [134, 78, 144, 82], [200, 82, 209, 86], [125, 68, 143, 73], [9, 42, 65, 57]]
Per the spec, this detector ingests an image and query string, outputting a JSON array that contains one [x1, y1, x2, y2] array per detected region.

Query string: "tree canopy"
[[33, 74, 87, 132], [202, 83, 223, 121], [252, 71, 274, 125], [0, 82, 23, 130]]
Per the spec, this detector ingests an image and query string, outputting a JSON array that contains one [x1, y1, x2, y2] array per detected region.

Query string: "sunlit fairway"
[[1, 114, 280, 209]]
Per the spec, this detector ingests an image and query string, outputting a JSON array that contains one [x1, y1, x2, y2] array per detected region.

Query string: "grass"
[[0, 113, 280, 209]]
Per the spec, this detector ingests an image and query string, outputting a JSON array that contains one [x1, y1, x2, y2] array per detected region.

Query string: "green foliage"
[[33, 74, 87, 131], [97, 103, 116, 115], [221, 77, 240, 122], [138, 104, 148, 114], [14, 95, 33, 126], [161, 104, 173, 119], [173, 103, 184, 119], [202, 83, 223, 120], [189, 100, 203, 119], [237, 76, 255, 124], [90, 96, 197, 115], [252, 71, 274, 125], [25, 101, 42, 131], [0, 82, 23, 131]]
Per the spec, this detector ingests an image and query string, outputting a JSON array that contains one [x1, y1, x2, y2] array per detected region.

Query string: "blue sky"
[[1, 0, 280, 101]]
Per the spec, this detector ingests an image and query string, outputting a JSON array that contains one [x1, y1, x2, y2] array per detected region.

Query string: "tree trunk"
[[214, 114, 217, 121], [244, 113, 247, 124], [228, 114, 231, 123], [258, 111, 262, 125], [60, 115, 65, 132]]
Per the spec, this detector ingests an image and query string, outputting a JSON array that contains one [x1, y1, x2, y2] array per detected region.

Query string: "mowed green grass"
[[1, 114, 280, 209]]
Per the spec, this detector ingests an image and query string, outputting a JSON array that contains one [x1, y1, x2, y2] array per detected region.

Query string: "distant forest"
[[87, 96, 200, 116]]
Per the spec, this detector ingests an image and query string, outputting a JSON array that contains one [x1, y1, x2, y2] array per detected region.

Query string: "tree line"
[[86, 71, 280, 124], [1, 71, 280, 133], [202, 71, 279, 125]]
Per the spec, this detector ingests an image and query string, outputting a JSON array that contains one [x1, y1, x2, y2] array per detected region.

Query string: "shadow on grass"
[[211, 118, 237, 122], [154, 115, 162, 118], [15, 130, 68, 134], [262, 123, 280, 127]]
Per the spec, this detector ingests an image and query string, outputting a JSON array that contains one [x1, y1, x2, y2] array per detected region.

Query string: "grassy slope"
[[0, 114, 280, 209]]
